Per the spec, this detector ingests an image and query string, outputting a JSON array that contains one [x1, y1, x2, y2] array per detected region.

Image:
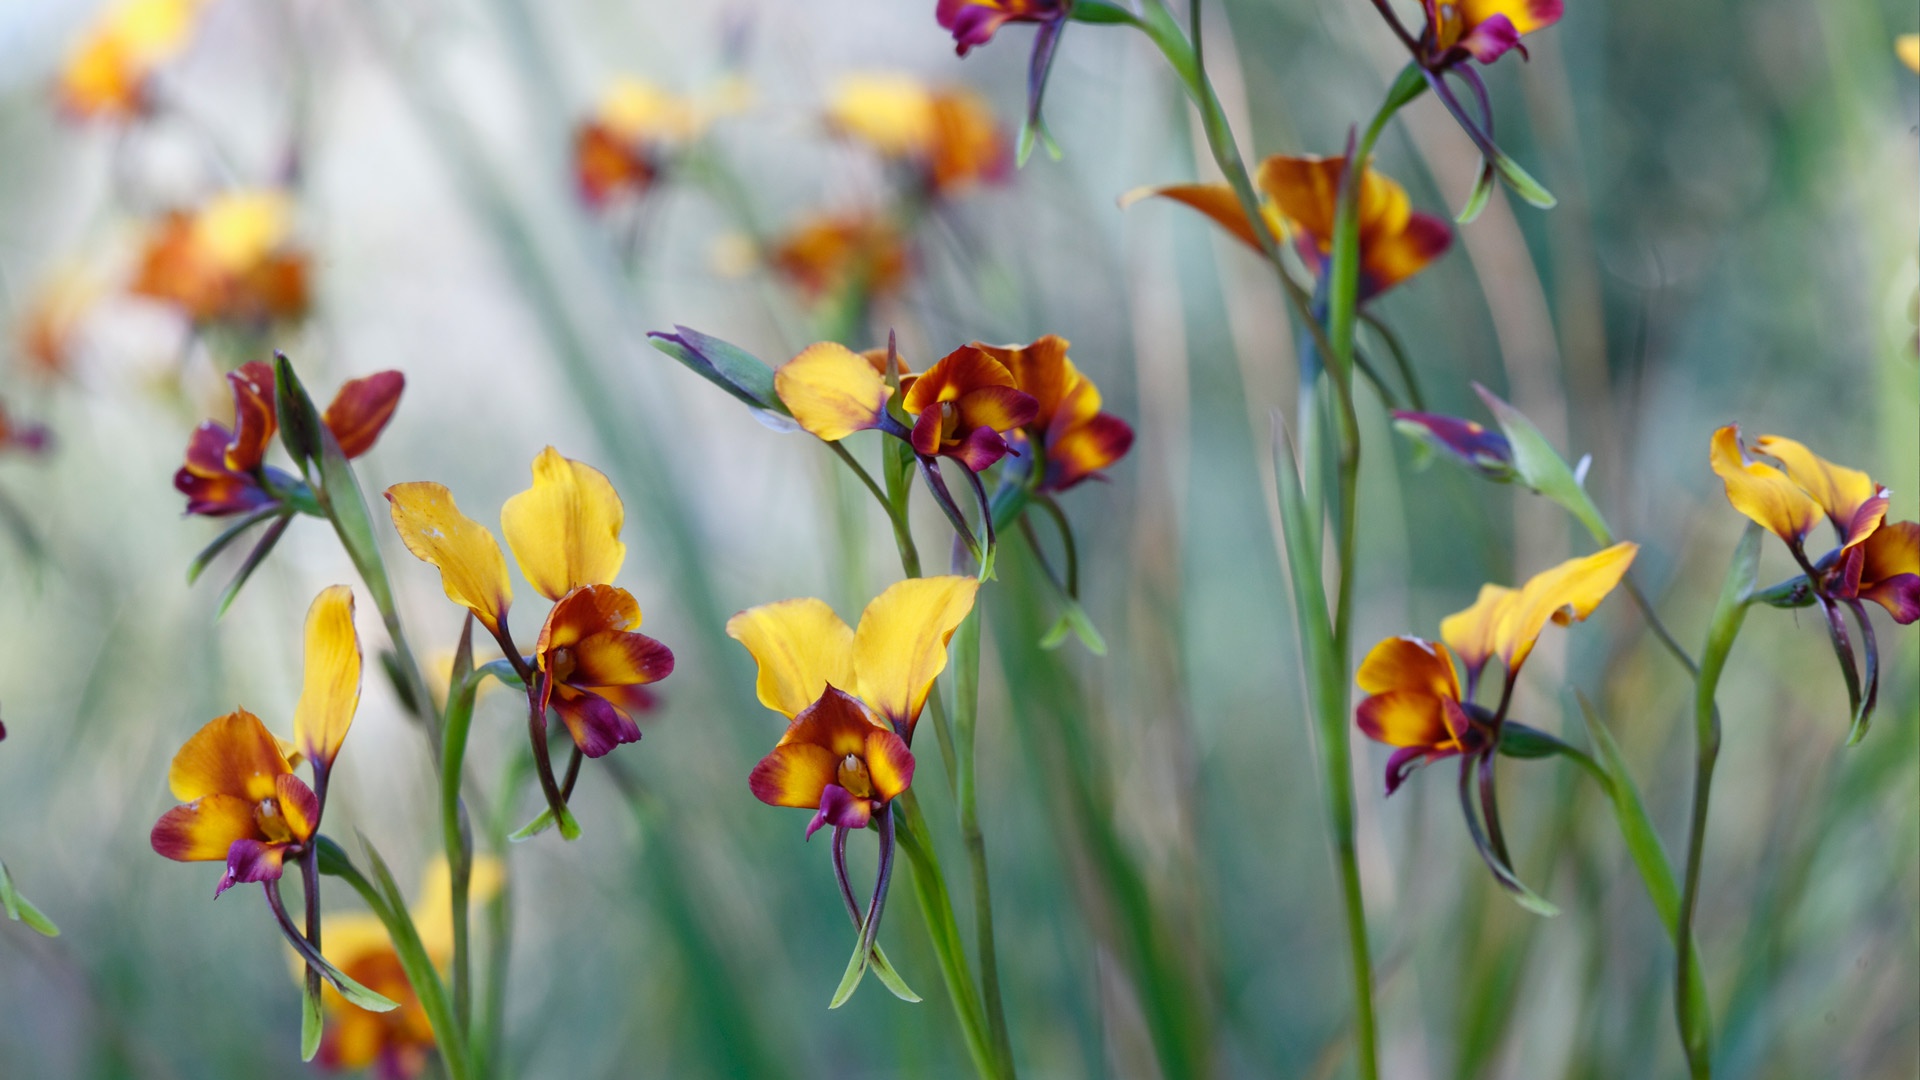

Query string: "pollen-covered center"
[[837, 754, 874, 799]]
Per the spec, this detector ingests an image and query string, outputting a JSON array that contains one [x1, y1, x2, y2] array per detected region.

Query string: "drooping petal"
[[151, 793, 259, 862], [1859, 521, 1920, 625], [1710, 425, 1820, 547], [1439, 584, 1516, 683], [1461, 0, 1562, 38], [167, 709, 295, 803], [1356, 636, 1462, 701], [774, 342, 893, 441], [385, 482, 513, 636], [852, 576, 979, 730], [1495, 542, 1639, 672], [862, 728, 915, 803], [548, 686, 642, 758], [806, 784, 873, 839], [726, 597, 857, 719], [1118, 183, 1272, 255], [749, 741, 838, 809], [294, 585, 361, 769], [1383, 745, 1448, 796], [1751, 435, 1888, 553], [1046, 410, 1134, 490], [935, 0, 1064, 54], [948, 425, 1014, 472], [223, 361, 277, 473], [323, 371, 405, 459], [218, 838, 290, 896], [501, 447, 626, 601]]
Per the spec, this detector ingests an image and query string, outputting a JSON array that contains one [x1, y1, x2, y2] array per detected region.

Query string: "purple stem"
[[859, 805, 897, 961]]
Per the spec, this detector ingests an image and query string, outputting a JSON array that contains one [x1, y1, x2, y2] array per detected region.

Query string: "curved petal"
[[385, 482, 513, 636], [1710, 425, 1820, 546], [725, 597, 856, 719], [1255, 155, 1342, 250], [955, 385, 1039, 434], [904, 346, 1017, 415], [775, 342, 892, 441], [863, 728, 915, 803], [1751, 435, 1886, 552], [1046, 410, 1134, 491], [151, 793, 259, 862], [1119, 183, 1264, 254], [549, 686, 642, 758], [910, 405, 946, 457], [218, 838, 291, 896], [1439, 584, 1516, 681], [1497, 542, 1638, 671], [749, 741, 838, 809], [224, 361, 277, 473], [949, 425, 1014, 472], [536, 584, 639, 655], [1365, 210, 1451, 297], [167, 709, 294, 804], [501, 447, 626, 601], [1356, 636, 1461, 701], [976, 335, 1072, 421], [807, 784, 873, 839], [275, 772, 320, 843], [1356, 689, 1460, 750], [566, 618, 674, 688], [853, 576, 980, 730], [294, 585, 361, 769], [1461, 0, 1562, 37], [1455, 12, 1522, 63], [1860, 521, 1920, 624], [323, 371, 405, 459]]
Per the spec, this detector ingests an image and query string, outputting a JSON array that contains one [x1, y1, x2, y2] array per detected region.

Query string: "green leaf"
[[1456, 160, 1497, 224], [353, 833, 475, 1080], [274, 354, 396, 622], [1068, 0, 1139, 25], [1490, 150, 1556, 209], [828, 933, 871, 1009], [1474, 384, 1611, 545], [300, 979, 324, 1061], [868, 942, 922, 1003], [271, 351, 323, 478], [0, 860, 59, 937], [646, 327, 787, 419]]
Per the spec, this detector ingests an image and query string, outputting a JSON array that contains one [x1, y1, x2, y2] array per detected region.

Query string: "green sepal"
[[1497, 722, 1576, 761], [1039, 599, 1108, 655], [0, 860, 59, 937], [272, 351, 323, 478], [1015, 118, 1063, 168], [1456, 160, 1497, 224], [1749, 575, 1816, 610], [292, 935, 402, 1013], [869, 942, 921, 1003], [1490, 149, 1557, 209], [215, 512, 294, 618], [828, 933, 871, 1009], [1474, 383, 1610, 545], [300, 978, 324, 1061], [646, 326, 787, 419], [509, 802, 582, 843]]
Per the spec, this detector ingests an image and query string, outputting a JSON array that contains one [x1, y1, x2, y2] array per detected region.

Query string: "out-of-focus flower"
[[0, 401, 52, 457], [57, 0, 206, 120], [973, 335, 1132, 490], [1356, 542, 1637, 794], [826, 74, 1009, 196], [573, 78, 710, 208], [150, 586, 360, 896], [175, 360, 404, 517], [1126, 153, 1450, 300], [1900, 34, 1920, 73], [387, 447, 672, 760], [303, 857, 503, 1079], [1390, 410, 1514, 481], [1857, 523, 1920, 626], [16, 268, 101, 379], [767, 213, 911, 302], [131, 191, 311, 326], [936, 0, 1071, 148], [1411, 0, 1561, 69]]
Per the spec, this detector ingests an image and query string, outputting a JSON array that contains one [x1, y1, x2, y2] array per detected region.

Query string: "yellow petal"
[[1439, 584, 1517, 680], [725, 598, 857, 719], [1710, 426, 1821, 546], [825, 73, 936, 158], [1119, 182, 1271, 254], [500, 447, 627, 601], [852, 576, 979, 730], [386, 482, 514, 636], [294, 585, 361, 769], [774, 342, 894, 441], [1750, 434, 1883, 547], [1901, 34, 1920, 73], [1495, 542, 1639, 672], [167, 708, 294, 803]]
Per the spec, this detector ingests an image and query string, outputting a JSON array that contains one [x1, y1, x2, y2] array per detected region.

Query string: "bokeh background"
[[0, 0, 1915, 1077]]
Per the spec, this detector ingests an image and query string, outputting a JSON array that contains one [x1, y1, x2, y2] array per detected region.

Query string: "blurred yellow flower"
[[767, 212, 910, 301], [1899, 34, 1920, 73], [826, 74, 1009, 195], [58, 0, 207, 119], [574, 76, 740, 207]]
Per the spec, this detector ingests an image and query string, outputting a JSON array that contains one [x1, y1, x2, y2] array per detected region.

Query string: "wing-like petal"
[[726, 597, 856, 719], [151, 793, 259, 862], [294, 585, 361, 768], [1710, 425, 1820, 546], [853, 576, 979, 730], [501, 447, 626, 601], [386, 481, 513, 636], [775, 342, 893, 441], [323, 371, 405, 459]]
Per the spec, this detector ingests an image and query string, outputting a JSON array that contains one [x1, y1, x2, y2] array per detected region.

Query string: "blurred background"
[[0, 0, 1914, 1077]]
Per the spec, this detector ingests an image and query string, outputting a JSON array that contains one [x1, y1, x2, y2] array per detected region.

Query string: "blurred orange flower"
[[131, 191, 310, 326], [573, 78, 710, 208], [767, 213, 910, 301], [826, 74, 1009, 196], [16, 268, 100, 379]]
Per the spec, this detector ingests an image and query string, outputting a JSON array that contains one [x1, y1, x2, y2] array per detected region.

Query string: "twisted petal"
[[1496, 542, 1639, 671], [726, 597, 856, 719], [323, 371, 405, 459], [1751, 435, 1887, 553], [1710, 425, 1820, 546], [294, 585, 361, 769], [224, 361, 277, 473], [775, 342, 893, 441], [853, 576, 979, 730], [167, 708, 294, 804], [1860, 521, 1920, 624], [1119, 183, 1273, 254], [502, 447, 626, 601], [386, 482, 513, 636], [1356, 636, 1461, 701], [151, 793, 258, 862]]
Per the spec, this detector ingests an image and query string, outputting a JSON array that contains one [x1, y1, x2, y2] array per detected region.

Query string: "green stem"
[[441, 642, 482, 1044], [477, 754, 530, 1080], [949, 609, 1015, 1078], [1675, 525, 1761, 1078], [894, 792, 1001, 1080]]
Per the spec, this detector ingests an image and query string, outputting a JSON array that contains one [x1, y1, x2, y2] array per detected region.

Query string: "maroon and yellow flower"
[[1412, 0, 1561, 69], [1356, 542, 1638, 793], [131, 191, 311, 327], [572, 78, 707, 208], [151, 586, 361, 895], [57, 0, 206, 120], [826, 75, 1010, 196], [767, 212, 912, 302], [175, 360, 404, 517], [387, 447, 673, 761], [1127, 153, 1451, 300], [937, 0, 1068, 54], [973, 335, 1133, 491], [304, 858, 502, 1078]]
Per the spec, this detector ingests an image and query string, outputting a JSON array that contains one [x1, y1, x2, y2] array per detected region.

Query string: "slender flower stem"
[[1676, 525, 1761, 1079], [950, 607, 1015, 1077], [441, 622, 481, 1039], [894, 791, 1002, 1080]]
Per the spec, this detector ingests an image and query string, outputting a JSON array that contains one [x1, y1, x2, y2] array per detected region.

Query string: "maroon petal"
[[806, 783, 872, 840], [1384, 745, 1450, 796], [550, 687, 641, 758], [1458, 13, 1523, 64], [910, 406, 945, 457], [948, 425, 1012, 473], [217, 838, 289, 897], [1862, 574, 1920, 625]]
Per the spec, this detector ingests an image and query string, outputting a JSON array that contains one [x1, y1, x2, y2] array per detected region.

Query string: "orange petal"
[[386, 482, 513, 636], [1254, 155, 1343, 250], [852, 576, 979, 729], [863, 727, 915, 802], [1119, 183, 1267, 254], [1751, 435, 1886, 551], [1355, 690, 1459, 750], [224, 361, 277, 473], [167, 709, 294, 804], [902, 345, 1017, 415], [323, 371, 405, 459], [151, 793, 259, 862], [775, 342, 893, 441], [775, 685, 895, 758], [1439, 584, 1516, 680], [976, 335, 1073, 425], [725, 597, 856, 719], [1356, 636, 1461, 701], [748, 741, 839, 809], [294, 585, 361, 769], [501, 447, 626, 602], [1496, 542, 1639, 671], [1461, 0, 1562, 36], [1710, 425, 1820, 546]]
